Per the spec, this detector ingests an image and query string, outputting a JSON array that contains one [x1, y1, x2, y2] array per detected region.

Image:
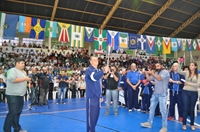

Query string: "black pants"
[[4, 95, 24, 132], [0, 89, 5, 102], [80, 89, 85, 97], [48, 83, 54, 100], [72, 87, 76, 98], [39, 88, 48, 105]]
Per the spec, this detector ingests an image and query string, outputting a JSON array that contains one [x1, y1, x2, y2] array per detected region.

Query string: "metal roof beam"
[[137, 0, 174, 34], [170, 10, 200, 37], [100, 0, 122, 29], [195, 34, 200, 39], [51, 0, 59, 21]]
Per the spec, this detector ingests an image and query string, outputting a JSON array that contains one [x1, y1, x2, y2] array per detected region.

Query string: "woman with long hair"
[[177, 60, 200, 130]]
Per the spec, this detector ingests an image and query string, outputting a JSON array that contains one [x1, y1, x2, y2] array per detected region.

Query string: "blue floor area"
[[0, 98, 200, 132]]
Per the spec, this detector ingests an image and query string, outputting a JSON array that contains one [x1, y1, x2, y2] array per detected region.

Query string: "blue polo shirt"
[[173, 73, 179, 91], [127, 70, 140, 84]]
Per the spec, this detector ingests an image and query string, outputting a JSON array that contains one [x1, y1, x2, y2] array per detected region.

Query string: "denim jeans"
[[148, 93, 167, 128], [31, 86, 38, 104], [4, 95, 24, 132], [181, 90, 198, 125], [106, 89, 118, 113], [57, 87, 67, 103]]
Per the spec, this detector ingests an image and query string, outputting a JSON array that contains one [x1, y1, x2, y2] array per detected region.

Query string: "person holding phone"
[[177, 59, 200, 130]]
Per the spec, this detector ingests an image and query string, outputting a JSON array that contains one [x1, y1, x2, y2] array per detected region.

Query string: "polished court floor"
[[0, 98, 200, 132]]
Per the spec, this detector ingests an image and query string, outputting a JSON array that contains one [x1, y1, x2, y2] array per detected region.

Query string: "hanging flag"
[[181, 39, 187, 51], [197, 39, 200, 51], [0, 12, 6, 38], [146, 35, 155, 54], [18, 16, 31, 33], [30, 18, 46, 39], [128, 33, 137, 49], [155, 37, 163, 55], [137, 34, 147, 50], [177, 38, 182, 50], [107, 30, 119, 51], [192, 39, 197, 51], [70, 25, 84, 48], [94, 28, 107, 53], [186, 39, 192, 51], [2, 14, 19, 40], [162, 37, 171, 54], [57, 22, 71, 42], [84, 27, 94, 42], [171, 38, 178, 51], [119, 32, 128, 48], [45, 21, 57, 38]]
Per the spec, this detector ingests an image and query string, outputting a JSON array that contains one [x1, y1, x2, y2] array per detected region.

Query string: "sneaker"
[[179, 117, 183, 122], [159, 127, 167, 132], [62, 102, 66, 104], [56, 102, 59, 104], [168, 116, 173, 120], [140, 122, 152, 128], [114, 112, 118, 116], [128, 109, 132, 112], [190, 125, 195, 130], [104, 112, 110, 116], [182, 125, 186, 130], [136, 109, 141, 112], [19, 130, 27, 132]]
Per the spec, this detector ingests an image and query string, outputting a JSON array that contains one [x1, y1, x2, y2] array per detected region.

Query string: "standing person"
[[85, 56, 109, 132], [29, 67, 38, 105], [177, 61, 200, 130], [3, 58, 31, 132], [56, 70, 69, 104], [38, 67, 52, 106], [126, 63, 141, 111], [141, 62, 169, 132], [79, 77, 86, 97], [168, 63, 185, 121], [104, 65, 120, 116]]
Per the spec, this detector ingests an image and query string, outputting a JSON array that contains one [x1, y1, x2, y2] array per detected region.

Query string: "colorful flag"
[[57, 22, 71, 42], [181, 39, 187, 51], [70, 25, 84, 48], [94, 28, 107, 53], [18, 16, 31, 33], [192, 39, 197, 51], [186, 39, 192, 51], [119, 32, 128, 48], [155, 37, 163, 55], [171, 38, 178, 51], [137, 35, 147, 50], [177, 38, 182, 50], [84, 27, 94, 42], [107, 30, 119, 51], [146, 35, 155, 54], [45, 21, 57, 38], [0, 12, 6, 38], [30, 18, 46, 39], [2, 14, 18, 40], [162, 37, 171, 54], [128, 33, 137, 49], [197, 39, 200, 51]]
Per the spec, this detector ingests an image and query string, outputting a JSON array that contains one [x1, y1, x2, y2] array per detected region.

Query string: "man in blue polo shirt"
[[127, 63, 141, 112]]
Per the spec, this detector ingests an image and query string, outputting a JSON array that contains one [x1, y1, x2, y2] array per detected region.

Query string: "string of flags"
[[0, 12, 200, 54]]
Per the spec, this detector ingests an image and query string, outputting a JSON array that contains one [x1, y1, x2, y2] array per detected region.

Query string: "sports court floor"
[[0, 98, 200, 132]]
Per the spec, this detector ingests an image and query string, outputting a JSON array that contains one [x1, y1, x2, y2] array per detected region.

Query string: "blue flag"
[[84, 27, 94, 42], [137, 35, 147, 50], [107, 30, 119, 51], [186, 39, 192, 51], [128, 33, 137, 49], [3, 14, 18, 40], [30, 18, 46, 39], [146, 35, 156, 54], [171, 38, 178, 51], [177, 38, 182, 50]]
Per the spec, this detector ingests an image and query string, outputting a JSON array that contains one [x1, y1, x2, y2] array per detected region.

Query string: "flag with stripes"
[[146, 35, 155, 54], [30, 18, 46, 39], [119, 32, 128, 48], [84, 27, 94, 42], [18, 16, 31, 33], [137, 34, 147, 50], [58, 22, 71, 42], [107, 30, 119, 51], [0, 12, 5, 38], [192, 39, 197, 51], [128, 33, 137, 49], [94, 28, 107, 53], [162, 37, 171, 54], [181, 39, 187, 51], [45, 21, 57, 38], [171, 38, 178, 51], [186, 39, 192, 51], [155, 37, 163, 55], [197, 39, 200, 51], [177, 38, 182, 50], [70, 25, 84, 48]]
